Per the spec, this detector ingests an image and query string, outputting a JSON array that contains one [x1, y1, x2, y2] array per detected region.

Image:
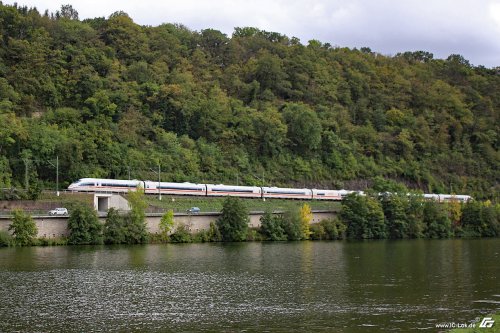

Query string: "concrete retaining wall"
[[0, 211, 337, 238]]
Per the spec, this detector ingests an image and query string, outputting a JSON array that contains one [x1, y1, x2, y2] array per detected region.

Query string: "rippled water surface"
[[0, 239, 499, 332]]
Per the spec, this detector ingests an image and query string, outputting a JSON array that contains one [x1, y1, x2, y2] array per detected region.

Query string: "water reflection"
[[0, 239, 498, 332]]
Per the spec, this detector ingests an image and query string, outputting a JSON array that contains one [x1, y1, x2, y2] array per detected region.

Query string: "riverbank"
[[1, 193, 498, 247]]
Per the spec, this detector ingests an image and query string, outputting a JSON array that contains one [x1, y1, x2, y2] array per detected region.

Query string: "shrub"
[[170, 224, 192, 243], [9, 209, 38, 246], [283, 208, 302, 240], [159, 209, 174, 240], [207, 221, 222, 242], [0, 230, 13, 247], [310, 223, 326, 240], [192, 229, 210, 242], [37, 237, 68, 246], [422, 201, 452, 238], [246, 228, 263, 241], [217, 197, 248, 242], [481, 204, 499, 237], [299, 204, 312, 240], [340, 193, 386, 239], [310, 218, 347, 240], [103, 208, 127, 244], [260, 211, 287, 241], [125, 189, 148, 244], [68, 204, 103, 245]]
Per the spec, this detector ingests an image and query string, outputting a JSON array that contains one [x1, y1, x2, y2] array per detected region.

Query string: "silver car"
[[49, 208, 68, 216]]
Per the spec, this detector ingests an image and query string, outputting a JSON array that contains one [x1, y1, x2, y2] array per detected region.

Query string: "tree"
[[422, 201, 452, 238], [170, 224, 192, 243], [340, 193, 386, 239], [461, 201, 482, 236], [282, 207, 303, 241], [159, 209, 174, 240], [217, 197, 248, 241], [299, 203, 312, 240], [207, 221, 222, 242], [381, 194, 409, 239], [125, 188, 148, 244], [260, 210, 286, 241], [59, 4, 79, 20], [282, 103, 322, 154], [321, 218, 346, 240], [480, 203, 499, 237], [447, 197, 462, 233], [103, 208, 126, 244], [68, 204, 103, 245], [406, 195, 424, 238], [9, 209, 38, 246]]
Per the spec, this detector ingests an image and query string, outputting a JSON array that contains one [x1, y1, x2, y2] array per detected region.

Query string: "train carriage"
[[262, 187, 313, 200], [145, 181, 206, 196], [206, 184, 261, 198], [312, 189, 342, 200], [68, 178, 144, 193]]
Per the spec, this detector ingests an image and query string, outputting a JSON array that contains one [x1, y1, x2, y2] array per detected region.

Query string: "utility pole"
[[158, 163, 161, 201], [149, 165, 162, 201], [128, 166, 131, 180]]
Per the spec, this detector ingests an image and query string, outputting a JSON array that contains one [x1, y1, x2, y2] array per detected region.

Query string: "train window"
[[159, 186, 203, 190], [212, 188, 254, 193], [266, 190, 307, 195]]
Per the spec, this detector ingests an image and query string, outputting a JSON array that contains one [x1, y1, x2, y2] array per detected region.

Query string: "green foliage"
[[341, 193, 386, 239], [103, 208, 127, 244], [37, 237, 68, 246], [9, 209, 38, 246], [125, 189, 148, 244], [0, 230, 14, 247], [260, 211, 287, 241], [0, 2, 497, 200], [381, 194, 410, 239], [282, 208, 303, 241], [68, 204, 103, 245], [310, 218, 346, 240], [159, 209, 174, 237], [310, 223, 326, 240], [207, 221, 222, 242], [299, 204, 312, 240], [422, 201, 452, 238], [406, 195, 425, 238], [27, 181, 42, 200], [371, 177, 408, 194], [282, 103, 322, 154], [461, 201, 499, 237], [217, 197, 249, 242], [246, 228, 263, 241], [169, 224, 192, 243]]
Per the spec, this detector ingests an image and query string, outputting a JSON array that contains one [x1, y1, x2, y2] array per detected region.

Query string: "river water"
[[0, 239, 499, 332]]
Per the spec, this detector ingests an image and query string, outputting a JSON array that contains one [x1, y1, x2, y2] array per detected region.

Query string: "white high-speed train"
[[68, 178, 472, 202]]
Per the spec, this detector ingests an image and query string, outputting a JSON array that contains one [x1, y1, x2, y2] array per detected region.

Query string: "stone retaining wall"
[[0, 211, 337, 238]]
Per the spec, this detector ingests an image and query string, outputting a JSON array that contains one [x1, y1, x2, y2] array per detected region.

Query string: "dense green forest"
[[0, 3, 498, 200]]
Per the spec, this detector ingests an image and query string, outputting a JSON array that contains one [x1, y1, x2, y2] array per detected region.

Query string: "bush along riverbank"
[[1, 192, 499, 247]]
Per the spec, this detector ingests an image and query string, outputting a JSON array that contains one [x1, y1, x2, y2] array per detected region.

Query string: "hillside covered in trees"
[[0, 3, 498, 199]]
